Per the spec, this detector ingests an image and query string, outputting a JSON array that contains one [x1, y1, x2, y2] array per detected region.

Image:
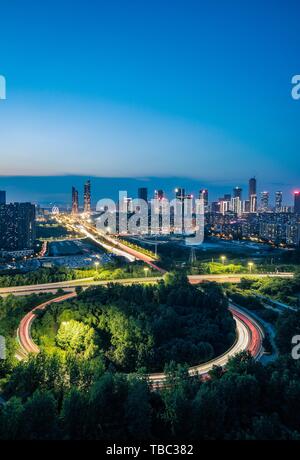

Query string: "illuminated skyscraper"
[[72, 187, 79, 214], [154, 190, 164, 200], [294, 191, 300, 214], [250, 194, 257, 213], [249, 178, 257, 213], [233, 187, 242, 200], [199, 189, 208, 208], [249, 177, 257, 198], [260, 191, 270, 212], [275, 191, 283, 212], [84, 180, 91, 214], [0, 203, 36, 255], [175, 188, 185, 200]]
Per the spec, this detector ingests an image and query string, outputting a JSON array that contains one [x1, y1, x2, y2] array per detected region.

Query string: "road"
[[0, 272, 293, 296], [16, 293, 264, 385], [149, 305, 264, 386], [63, 217, 166, 273], [16, 292, 77, 359]]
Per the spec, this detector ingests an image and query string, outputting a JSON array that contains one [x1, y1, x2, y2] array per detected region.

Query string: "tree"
[[125, 378, 151, 440], [56, 320, 94, 354], [60, 388, 89, 439], [21, 390, 58, 440], [0, 397, 24, 440]]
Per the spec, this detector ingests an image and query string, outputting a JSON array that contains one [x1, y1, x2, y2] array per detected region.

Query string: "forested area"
[[2, 274, 300, 440], [32, 273, 235, 372], [228, 274, 300, 307], [1, 352, 300, 440]]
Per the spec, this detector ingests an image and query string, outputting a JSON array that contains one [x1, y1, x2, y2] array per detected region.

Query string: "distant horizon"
[[0, 175, 297, 207]]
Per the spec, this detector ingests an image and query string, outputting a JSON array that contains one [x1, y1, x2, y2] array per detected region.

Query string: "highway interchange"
[[4, 218, 292, 383]]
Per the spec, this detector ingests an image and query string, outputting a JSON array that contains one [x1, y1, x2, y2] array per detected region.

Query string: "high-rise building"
[[72, 187, 79, 214], [138, 187, 148, 203], [233, 187, 243, 200], [294, 191, 300, 214], [248, 178, 257, 213], [275, 191, 283, 213], [260, 191, 270, 212], [250, 194, 257, 213], [249, 178, 257, 199], [0, 191, 6, 205], [199, 189, 209, 208], [0, 203, 36, 256], [84, 180, 91, 214], [175, 188, 185, 200], [154, 190, 164, 201], [231, 196, 242, 216]]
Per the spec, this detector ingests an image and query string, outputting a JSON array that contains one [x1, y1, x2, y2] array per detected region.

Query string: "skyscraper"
[[175, 188, 185, 200], [199, 189, 208, 207], [260, 191, 270, 212], [233, 187, 242, 200], [0, 191, 6, 205], [138, 187, 148, 203], [0, 203, 36, 256], [154, 190, 164, 200], [72, 187, 79, 214], [294, 191, 300, 214], [84, 180, 91, 214], [249, 178, 257, 213], [275, 191, 283, 212], [249, 178, 257, 199], [250, 194, 257, 213]]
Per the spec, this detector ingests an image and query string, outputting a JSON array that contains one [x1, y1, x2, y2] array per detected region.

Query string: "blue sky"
[[0, 0, 299, 202]]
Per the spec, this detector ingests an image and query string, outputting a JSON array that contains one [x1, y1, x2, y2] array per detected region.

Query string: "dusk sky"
[[0, 0, 300, 203]]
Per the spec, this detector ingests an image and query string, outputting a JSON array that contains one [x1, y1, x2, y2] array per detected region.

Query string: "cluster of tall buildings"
[[72, 180, 91, 215], [208, 178, 298, 216], [204, 178, 300, 247], [0, 191, 36, 258], [71, 179, 300, 247]]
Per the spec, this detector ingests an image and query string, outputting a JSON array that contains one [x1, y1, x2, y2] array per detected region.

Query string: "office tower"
[[154, 190, 164, 201], [243, 200, 250, 213], [233, 187, 242, 200], [175, 188, 185, 200], [260, 191, 270, 212], [275, 191, 283, 213], [220, 200, 229, 215], [294, 191, 300, 214], [248, 178, 257, 213], [72, 187, 79, 214], [174, 188, 185, 234], [249, 177, 257, 199], [250, 194, 257, 213], [199, 189, 209, 207], [211, 201, 220, 213], [231, 196, 242, 216], [0, 191, 6, 205], [0, 203, 36, 255], [138, 187, 148, 203], [84, 180, 91, 214]]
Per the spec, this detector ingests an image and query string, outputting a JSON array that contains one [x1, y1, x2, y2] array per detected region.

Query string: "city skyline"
[[0, 174, 298, 208]]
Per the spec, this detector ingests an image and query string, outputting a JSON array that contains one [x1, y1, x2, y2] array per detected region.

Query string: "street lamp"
[[220, 255, 226, 265], [248, 262, 254, 273], [94, 261, 100, 272], [144, 267, 149, 277]]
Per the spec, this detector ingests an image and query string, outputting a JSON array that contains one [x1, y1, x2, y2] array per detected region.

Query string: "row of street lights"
[[94, 261, 151, 277], [220, 255, 254, 273]]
